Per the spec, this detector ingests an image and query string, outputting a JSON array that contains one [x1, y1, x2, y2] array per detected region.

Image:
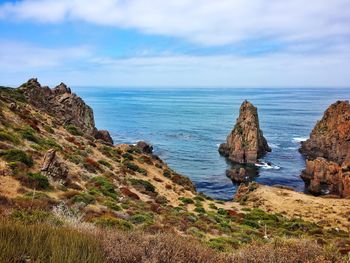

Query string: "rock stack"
[[219, 100, 270, 182], [300, 100, 350, 197], [219, 100, 271, 164]]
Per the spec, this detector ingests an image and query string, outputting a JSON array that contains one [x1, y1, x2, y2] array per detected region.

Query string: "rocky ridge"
[[300, 100, 350, 197], [19, 78, 113, 145]]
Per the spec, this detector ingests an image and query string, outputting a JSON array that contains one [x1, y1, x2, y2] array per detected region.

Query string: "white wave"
[[255, 161, 280, 170], [292, 137, 308, 143], [286, 146, 298, 150], [269, 143, 280, 149]]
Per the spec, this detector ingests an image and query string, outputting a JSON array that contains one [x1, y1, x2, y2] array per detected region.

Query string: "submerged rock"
[[300, 100, 350, 197], [219, 100, 271, 164], [19, 78, 113, 145]]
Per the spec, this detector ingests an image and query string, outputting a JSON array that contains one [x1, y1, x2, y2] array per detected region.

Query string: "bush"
[[0, 149, 33, 167], [65, 125, 83, 136], [0, 131, 19, 144], [98, 159, 112, 169], [94, 216, 133, 230], [71, 192, 95, 205], [20, 126, 39, 143], [0, 220, 104, 263], [27, 172, 50, 190], [179, 197, 194, 204], [129, 179, 155, 193], [163, 169, 171, 178], [122, 152, 134, 161], [91, 176, 118, 199], [125, 162, 147, 175]]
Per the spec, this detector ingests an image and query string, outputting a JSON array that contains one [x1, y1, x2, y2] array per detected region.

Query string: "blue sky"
[[0, 0, 350, 87]]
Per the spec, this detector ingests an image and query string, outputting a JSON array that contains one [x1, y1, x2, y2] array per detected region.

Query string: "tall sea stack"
[[300, 100, 350, 197], [219, 100, 271, 164]]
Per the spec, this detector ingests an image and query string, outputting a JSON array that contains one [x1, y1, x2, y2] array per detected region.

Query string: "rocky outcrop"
[[136, 141, 153, 154], [219, 100, 271, 163], [41, 149, 69, 181], [226, 167, 248, 183], [19, 78, 113, 144], [300, 100, 350, 197], [94, 130, 113, 145]]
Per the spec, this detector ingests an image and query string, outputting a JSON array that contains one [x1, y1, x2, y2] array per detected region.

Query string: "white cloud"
[[1, 41, 349, 87], [0, 0, 349, 46]]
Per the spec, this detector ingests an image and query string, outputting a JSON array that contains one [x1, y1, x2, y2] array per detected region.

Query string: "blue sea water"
[[74, 87, 350, 200]]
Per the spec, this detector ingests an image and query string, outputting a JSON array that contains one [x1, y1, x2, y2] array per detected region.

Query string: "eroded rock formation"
[[41, 149, 69, 181], [219, 100, 271, 164], [19, 78, 113, 144], [300, 100, 350, 197]]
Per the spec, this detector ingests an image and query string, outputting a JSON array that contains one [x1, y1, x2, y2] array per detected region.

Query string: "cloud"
[[1, 40, 349, 87], [0, 0, 349, 46], [0, 41, 91, 70]]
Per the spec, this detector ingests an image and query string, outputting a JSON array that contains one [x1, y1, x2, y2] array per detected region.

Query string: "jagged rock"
[[226, 167, 249, 183], [300, 101, 350, 197], [120, 187, 140, 200], [19, 78, 113, 144], [301, 158, 350, 197], [137, 141, 153, 154], [233, 182, 259, 201], [94, 130, 113, 145], [219, 100, 270, 164], [9, 102, 17, 111], [41, 149, 69, 181]]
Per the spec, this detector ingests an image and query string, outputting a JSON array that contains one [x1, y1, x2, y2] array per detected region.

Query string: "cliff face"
[[300, 100, 350, 197], [219, 100, 271, 164], [19, 78, 113, 145]]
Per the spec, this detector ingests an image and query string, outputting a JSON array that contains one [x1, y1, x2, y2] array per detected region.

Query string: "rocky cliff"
[[19, 78, 113, 145], [219, 100, 271, 164], [300, 100, 350, 197]]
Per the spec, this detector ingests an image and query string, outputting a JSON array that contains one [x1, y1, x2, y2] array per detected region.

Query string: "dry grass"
[[0, 220, 104, 263], [101, 230, 226, 263]]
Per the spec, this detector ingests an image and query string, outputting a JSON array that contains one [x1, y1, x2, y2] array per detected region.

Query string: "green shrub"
[[124, 162, 147, 176], [71, 193, 95, 205], [65, 125, 83, 136], [98, 159, 112, 169], [43, 125, 54, 134], [20, 127, 39, 143], [178, 197, 194, 204], [0, 149, 33, 167], [163, 169, 171, 178], [194, 207, 206, 214], [27, 172, 50, 190], [91, 176, 117, 199], [129, 179, 155, 192], [104, 200, 122, 211], [130, 213, 153, 225], [93, 216, 133, 230], [0, 130, 19, 144], [122, 152, 134, 161], [10, 209, 54, 224]]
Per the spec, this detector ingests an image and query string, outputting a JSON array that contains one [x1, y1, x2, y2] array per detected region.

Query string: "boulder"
[[41, 149, 69, 181], [300, 101, 350, 197], [94, 130, 113, 145], [226, 167, 249, 183], [136, 141, 153, 154], [219, 100, 270, 163]]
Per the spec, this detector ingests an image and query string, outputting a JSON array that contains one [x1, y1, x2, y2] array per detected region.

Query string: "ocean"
[[74, 87, 350, 200]]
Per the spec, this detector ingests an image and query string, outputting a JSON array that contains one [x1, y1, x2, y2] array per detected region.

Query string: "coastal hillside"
[[0, 79, 349, 262]]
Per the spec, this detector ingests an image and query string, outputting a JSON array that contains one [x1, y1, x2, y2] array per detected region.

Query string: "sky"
[[0, 0, 350, 87]]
